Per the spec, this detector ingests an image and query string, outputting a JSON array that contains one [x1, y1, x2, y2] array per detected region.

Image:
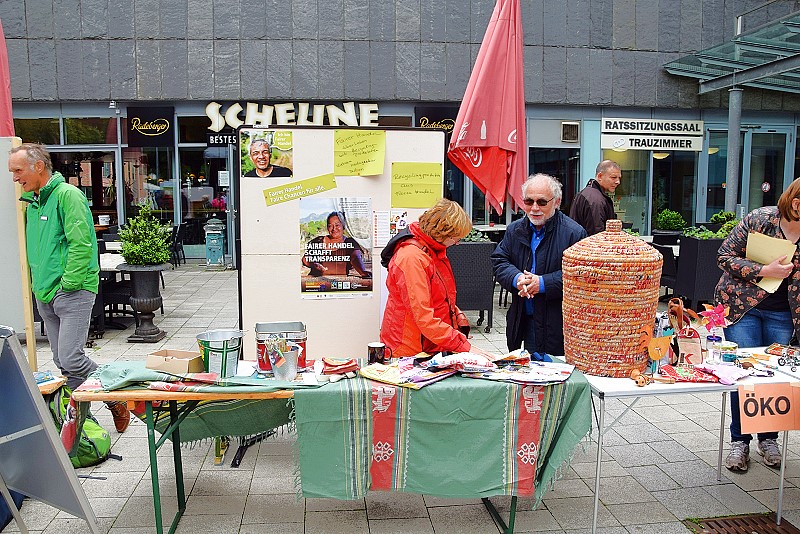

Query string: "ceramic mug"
[[368, 342, 392, 364]]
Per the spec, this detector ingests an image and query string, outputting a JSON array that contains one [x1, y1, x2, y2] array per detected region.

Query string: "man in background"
[[9, 143, 130, 433], [492, 174, 586, 357], [569, 160, 621, 235], [243, 138, 292, 177]]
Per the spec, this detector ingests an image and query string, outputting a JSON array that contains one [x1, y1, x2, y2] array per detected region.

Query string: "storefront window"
[[531, 147, 580, 214], [122, 147, 175, 224], [602, 149, 648, 233], [49, 151, 116, 223], [652, 150, 699, 225], [64, 117, 119, 145], [179, 147, 230, 252], [178, 116, 212, 143], [13, 118, 60, 144]]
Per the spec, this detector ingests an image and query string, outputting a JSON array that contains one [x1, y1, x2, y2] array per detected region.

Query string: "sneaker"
[[757, 438, 782, 468], [108, 402, 131, 433], [725, 441, 749, 472]]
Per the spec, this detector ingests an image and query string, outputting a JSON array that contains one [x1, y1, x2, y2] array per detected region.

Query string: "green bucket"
[[196, 329, 244, 378]]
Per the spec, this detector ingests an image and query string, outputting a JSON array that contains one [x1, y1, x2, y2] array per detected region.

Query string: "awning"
[[664, 10, 800, 94]]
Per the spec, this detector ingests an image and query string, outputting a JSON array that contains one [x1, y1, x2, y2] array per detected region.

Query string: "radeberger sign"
[[128, 106, 174, 147], [601, 118, 704, 152], [206, 101, 380, 132]]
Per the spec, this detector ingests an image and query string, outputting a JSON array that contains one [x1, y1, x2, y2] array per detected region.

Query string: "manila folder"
[[745, 232, 796, 293]]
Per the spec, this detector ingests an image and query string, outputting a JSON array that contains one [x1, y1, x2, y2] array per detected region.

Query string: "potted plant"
[[652, 209, 687, 245], [448, 229, 496, 332], [118, 203, 172, 342], [696, 210, 735, 232], [673, 219, 738, 310]]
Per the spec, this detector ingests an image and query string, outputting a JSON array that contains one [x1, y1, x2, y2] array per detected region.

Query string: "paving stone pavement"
[[4, 263, 800, 533]]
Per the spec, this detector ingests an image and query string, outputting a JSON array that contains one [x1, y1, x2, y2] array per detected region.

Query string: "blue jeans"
[[727, 308, 793, 443]]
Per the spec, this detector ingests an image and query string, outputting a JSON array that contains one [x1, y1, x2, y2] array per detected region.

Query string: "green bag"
[[48, 386, 112, 468]]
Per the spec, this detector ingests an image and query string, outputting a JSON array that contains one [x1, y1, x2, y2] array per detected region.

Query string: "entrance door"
[[703, 127, 791, 219]]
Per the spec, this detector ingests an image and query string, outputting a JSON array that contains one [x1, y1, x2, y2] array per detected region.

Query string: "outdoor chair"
[[651, 243, 678, 302], [170, 223, 186, 267]]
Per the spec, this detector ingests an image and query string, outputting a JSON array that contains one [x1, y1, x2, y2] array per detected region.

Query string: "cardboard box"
[[146, 350, 205, 374]]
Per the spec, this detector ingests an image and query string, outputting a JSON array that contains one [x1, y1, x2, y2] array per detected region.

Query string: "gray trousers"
[[36, 289, 98, 390]]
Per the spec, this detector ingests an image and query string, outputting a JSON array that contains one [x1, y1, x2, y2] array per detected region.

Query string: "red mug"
[[368, 342, 392, 364]]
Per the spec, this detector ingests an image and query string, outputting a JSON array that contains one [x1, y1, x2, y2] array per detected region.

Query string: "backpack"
[[47, 386, 113, 468]]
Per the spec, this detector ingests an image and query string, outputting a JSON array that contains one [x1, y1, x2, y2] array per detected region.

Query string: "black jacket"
[[568, 179, 616, 236], [491, 211, 586, 354]]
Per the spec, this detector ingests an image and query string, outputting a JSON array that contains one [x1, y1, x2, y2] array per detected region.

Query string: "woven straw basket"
[[562, 220, 662, 377]]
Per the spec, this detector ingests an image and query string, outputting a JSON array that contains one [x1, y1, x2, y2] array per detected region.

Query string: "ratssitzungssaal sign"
[[601, 118, 704, 152]]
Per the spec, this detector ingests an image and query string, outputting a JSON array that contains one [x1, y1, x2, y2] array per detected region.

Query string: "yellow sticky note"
[[391, 162, 443, 208], [334, 130, 386, 176], [262, 173, 337, 207]]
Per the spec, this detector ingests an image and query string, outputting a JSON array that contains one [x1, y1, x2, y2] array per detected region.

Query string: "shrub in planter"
[[654, 209, 687, 231], [119, 204, 171, 266]]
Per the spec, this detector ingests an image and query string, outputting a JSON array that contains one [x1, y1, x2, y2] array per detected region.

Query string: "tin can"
[[255, 321, 308, 372]]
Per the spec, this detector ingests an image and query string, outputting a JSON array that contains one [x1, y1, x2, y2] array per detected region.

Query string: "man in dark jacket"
[[492, 174, 586, 356], [569, 160, 621, 235]]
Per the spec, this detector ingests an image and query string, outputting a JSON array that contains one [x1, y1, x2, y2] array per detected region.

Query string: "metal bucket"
[[197, 329, 244, 378], [255, 322, 307, 371]]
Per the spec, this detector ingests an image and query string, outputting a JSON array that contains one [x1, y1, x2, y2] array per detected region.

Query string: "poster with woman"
[[300, 197, 373, 298]]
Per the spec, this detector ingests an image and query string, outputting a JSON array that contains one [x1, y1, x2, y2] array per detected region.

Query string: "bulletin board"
[[236, 126, 445, 360]]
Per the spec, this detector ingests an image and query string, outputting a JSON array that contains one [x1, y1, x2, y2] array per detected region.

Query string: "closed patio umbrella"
[[447, 0, 527, 214]]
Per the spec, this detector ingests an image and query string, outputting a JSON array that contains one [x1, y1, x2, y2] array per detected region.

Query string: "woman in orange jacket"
[[380, 199, 494, 358]]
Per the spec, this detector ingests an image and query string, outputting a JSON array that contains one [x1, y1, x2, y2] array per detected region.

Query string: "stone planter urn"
[[118, 263, 171, 343]]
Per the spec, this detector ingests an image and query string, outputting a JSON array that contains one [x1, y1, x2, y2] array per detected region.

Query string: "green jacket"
[[22, 173, 99, 303]]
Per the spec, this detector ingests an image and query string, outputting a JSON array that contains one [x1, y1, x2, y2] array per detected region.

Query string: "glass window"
[[602, 149, 648, 233], [178, 116, 211, 143], [706, 131, 744, 219], [122, 147, 174, 224], [50, 151, 116, 221], [179, 147, 230, 250], [64, 117, 119, 145], [748, 132, 786, 212], [531, 147, 580, 215], [13, 118, 60, 144], [652, 150, 699, 225]]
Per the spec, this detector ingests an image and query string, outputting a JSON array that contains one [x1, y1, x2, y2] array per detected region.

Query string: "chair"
[[651, 243, 678, 302], [170, 223, 186, 267]]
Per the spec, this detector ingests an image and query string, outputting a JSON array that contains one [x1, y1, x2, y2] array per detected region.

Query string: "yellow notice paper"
[[745, 232, 797, 293], [334, 130, 386, 176], [391, 162, 442, 208], [262, 173, 337, 207]]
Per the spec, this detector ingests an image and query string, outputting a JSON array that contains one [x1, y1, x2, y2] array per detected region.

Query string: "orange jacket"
[[380, 223, 471, 356]]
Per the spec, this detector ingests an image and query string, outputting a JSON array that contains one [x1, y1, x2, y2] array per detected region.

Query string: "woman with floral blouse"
[[715, 177, 800, 472]]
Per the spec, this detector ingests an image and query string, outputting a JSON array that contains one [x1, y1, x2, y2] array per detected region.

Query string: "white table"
[[473, 224, 506, 233], [585, 367, 790, 533], [99, 253, 124, 271]]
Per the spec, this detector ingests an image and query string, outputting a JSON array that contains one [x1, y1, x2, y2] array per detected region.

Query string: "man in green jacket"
[[9, 143, 130, 433]]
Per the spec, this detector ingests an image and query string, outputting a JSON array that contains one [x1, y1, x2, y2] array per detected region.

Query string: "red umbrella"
[[447, 0, 526, 214], [0, 19, 13, 137]]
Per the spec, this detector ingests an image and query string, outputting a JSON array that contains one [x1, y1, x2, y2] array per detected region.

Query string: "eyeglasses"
[[523, 197, 554, 207]]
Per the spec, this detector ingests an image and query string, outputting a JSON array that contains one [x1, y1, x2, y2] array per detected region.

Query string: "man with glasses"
[[492, 174, 586, 358], [569, 160, 621, 235]]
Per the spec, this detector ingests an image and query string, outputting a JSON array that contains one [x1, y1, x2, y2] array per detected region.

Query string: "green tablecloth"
[[89, 361, 314, 443], [294, 373, 590, 504]]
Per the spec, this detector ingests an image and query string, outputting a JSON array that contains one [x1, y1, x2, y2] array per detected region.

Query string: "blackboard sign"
[[0, 326, 99, 533]]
